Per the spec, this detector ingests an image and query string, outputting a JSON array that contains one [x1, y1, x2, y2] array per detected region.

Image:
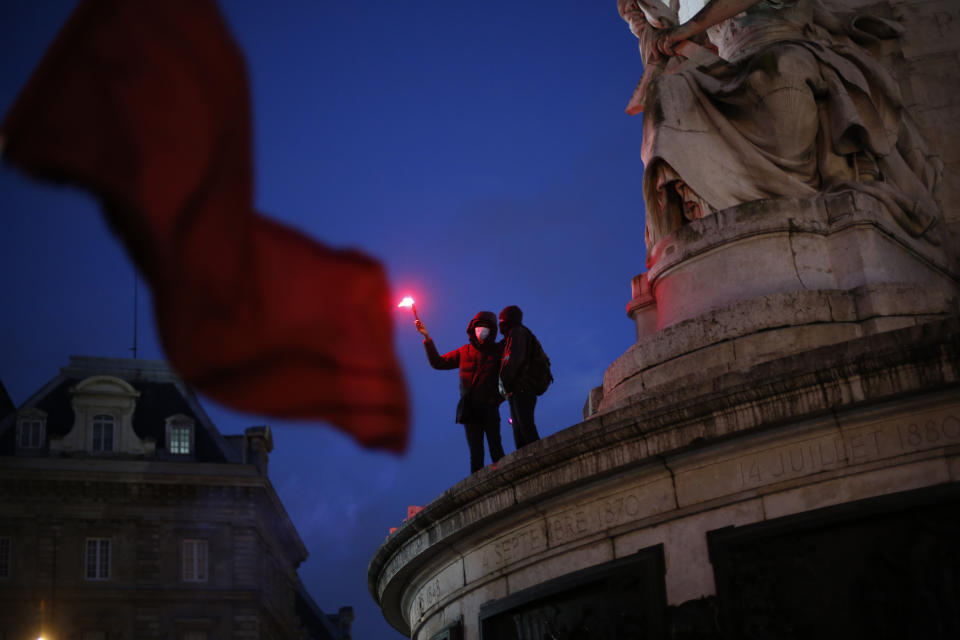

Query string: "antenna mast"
[[131, 271, 139, 359]]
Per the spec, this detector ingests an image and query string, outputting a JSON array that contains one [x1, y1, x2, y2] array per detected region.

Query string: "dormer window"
[[18, 418, 45, 449], [16, 410, 46, 450], [166, 415, 195, 456], [92, 414, 115, 452]]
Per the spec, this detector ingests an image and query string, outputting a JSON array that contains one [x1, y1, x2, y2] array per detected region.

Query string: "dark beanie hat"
[[499, 305, 523, 328]]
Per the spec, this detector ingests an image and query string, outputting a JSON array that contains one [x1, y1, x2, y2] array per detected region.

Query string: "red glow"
[[397, 296, 415, 309]]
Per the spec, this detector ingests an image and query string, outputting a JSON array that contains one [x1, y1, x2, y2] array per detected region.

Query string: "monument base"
[[594, 192, 959, 416], [368, 318, 960, 640]]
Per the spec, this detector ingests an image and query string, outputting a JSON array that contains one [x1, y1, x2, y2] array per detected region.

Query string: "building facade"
[[0, 356, 350, 640]]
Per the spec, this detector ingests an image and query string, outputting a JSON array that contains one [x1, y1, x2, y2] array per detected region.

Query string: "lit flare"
[[397, 296, 420, 321]]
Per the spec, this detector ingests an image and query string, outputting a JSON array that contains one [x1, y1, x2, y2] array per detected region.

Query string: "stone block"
[[413, 615, 445, 640], [544, 473, 677, 546], [664, 501, 766, 604], [914, 104, 960, 164], [790, 230, 838, 290], [653, 233, 808, 329], [895, 0, 960, 59], [615, 499, 765, 604], [829, 226, 938, 291], [672, 417, 840, 505], [902, 52, 960, 110], [505, 540, 614, 595], [463, 519, 549, 583], [730, 323, 862, 367], [594, 437, 650, 473], [636, 344, 734, 391], [407, 559, 465, 628], [582, 386, 604, 419], [761, 457, 951, 519], [458, 578, 507, 640], [853, 282, 948, 318], [860, 316, 918, 334]]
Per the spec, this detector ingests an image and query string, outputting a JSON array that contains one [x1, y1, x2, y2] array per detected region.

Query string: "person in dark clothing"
[[415, 311, 505, 473], [498, 305, 541, 449]]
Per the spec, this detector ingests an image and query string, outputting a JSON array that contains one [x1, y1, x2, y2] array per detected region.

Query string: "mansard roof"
[[0, 355, 238, 461]]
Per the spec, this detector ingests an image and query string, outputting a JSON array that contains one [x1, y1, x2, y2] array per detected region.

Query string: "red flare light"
[[397, 296, 420, 321]]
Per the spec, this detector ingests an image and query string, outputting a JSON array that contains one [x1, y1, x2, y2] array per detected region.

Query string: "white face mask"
[[475, 326, 491, 342]]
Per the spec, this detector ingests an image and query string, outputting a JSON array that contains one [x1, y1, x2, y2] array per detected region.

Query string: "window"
[[85, 538, 110, 580], [0, 537, 10, 579], [166, 415, 195, 456], [92, 415, 114, 452], [169, 424, 191, 454], [17, 416, 45, 449], [182, 539, 208, 582]]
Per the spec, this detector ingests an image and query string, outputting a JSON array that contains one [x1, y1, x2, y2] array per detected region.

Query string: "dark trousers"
[[464, 403, 504, 473], [508, 391, 540, 449]]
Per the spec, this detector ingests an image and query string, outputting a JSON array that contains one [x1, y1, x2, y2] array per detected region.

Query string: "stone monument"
[[596, 0, 958, 415], [369, 1, 960, 638]]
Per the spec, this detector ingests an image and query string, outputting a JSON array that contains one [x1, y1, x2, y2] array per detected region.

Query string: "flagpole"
[[131, 270, 138, 359]]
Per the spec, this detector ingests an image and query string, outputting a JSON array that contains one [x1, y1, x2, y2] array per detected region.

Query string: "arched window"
[[92, 414, 115, 452]]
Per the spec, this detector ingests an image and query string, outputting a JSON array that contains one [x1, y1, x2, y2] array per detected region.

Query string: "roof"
[[0, 380, 13, 423], [0, 355, 238, 461]]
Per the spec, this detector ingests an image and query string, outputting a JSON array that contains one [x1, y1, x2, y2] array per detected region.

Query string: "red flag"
[[2, 0, 409, 452]]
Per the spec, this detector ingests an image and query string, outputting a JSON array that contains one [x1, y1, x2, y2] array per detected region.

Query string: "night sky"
[[1, 2, 648, 637]]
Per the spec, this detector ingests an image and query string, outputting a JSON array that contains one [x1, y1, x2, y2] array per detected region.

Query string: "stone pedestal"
[[599, 192, 959, 415], [368, 320, 960, 640], [368, 191, 960, 640]]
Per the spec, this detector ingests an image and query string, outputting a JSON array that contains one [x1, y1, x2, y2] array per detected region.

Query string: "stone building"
[[368, 0, 960, 638], [0, 356, 352, 640]]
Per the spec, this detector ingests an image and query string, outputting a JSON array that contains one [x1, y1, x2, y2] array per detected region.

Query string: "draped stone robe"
[[628, 0, 942, 256]]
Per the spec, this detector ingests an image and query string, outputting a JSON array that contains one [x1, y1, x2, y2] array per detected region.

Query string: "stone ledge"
[[606, 283, 957, 410], [646, 192, 952, 284], [368, 317, 960, 634]]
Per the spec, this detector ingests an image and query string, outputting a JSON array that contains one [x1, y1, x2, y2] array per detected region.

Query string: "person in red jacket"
[[415, 312, 505, 473], [499, 305, 542, 449]]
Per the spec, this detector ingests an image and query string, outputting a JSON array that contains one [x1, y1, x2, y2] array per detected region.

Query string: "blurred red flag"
[[1, 0, 409, 452]]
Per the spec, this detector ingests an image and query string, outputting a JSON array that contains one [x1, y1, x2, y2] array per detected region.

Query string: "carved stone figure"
[[618, 0, 943, 255]]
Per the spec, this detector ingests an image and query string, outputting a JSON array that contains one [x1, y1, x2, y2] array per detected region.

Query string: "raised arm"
[[416, 320, 461, 371], [656, 0, 762, 55]]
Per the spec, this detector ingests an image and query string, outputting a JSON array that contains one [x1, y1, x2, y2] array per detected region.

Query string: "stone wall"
[[0, 464, 307, 639]]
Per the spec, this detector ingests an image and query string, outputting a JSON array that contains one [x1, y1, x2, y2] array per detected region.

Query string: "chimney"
[[244, 425, 273, 475], [337, 606, 354, 639]]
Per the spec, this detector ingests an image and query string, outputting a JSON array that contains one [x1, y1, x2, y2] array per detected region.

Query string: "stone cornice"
[[0, 457, 264, 483]]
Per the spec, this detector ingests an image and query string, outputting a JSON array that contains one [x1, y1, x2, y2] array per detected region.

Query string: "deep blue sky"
[[0, 2, 647, 637]]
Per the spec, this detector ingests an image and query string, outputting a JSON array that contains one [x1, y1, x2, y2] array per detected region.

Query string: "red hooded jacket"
[[423, 311, 504, 412]]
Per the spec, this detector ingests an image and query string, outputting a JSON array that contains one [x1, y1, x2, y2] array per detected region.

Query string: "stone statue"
[[618, 0, 943, 255]]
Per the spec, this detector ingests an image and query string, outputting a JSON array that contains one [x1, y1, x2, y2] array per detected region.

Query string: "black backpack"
[[526, 332, 554, 396]]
